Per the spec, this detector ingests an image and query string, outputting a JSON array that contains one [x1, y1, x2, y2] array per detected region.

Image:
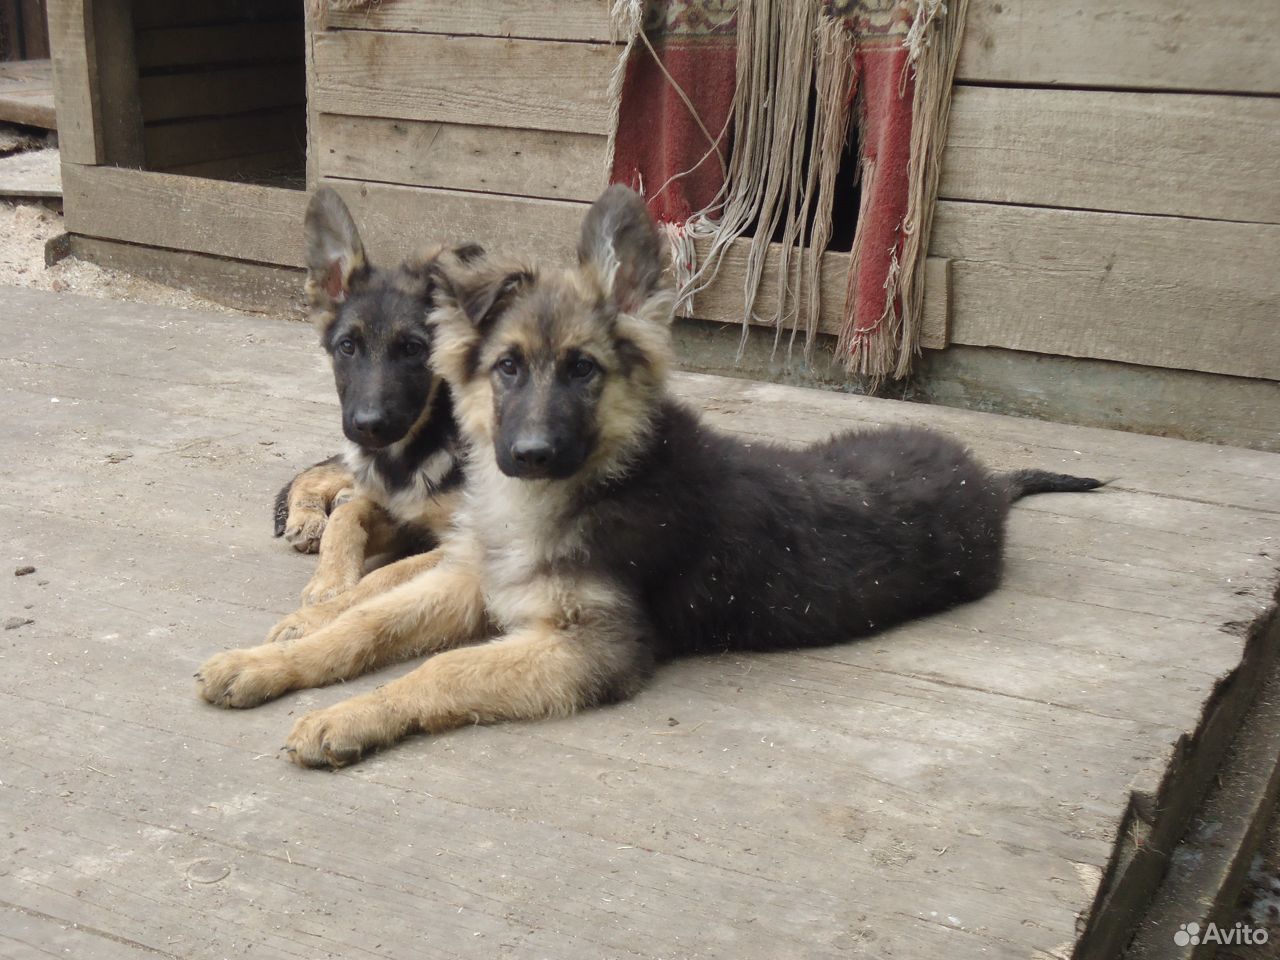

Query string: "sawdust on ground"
[[0, 200, 233, 313]]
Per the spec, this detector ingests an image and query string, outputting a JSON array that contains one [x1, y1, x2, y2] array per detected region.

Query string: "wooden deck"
[[0, 59, 55, 129], [1, 286, 1277, 959]]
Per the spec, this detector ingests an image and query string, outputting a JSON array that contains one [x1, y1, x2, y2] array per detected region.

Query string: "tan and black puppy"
[[197, 186, 1102, 767], [263, 189, 479, 639]]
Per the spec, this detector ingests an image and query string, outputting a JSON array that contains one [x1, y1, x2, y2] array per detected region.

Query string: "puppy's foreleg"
[[280, 459, 354, 553], [197, 561, 487, 709], [300, 495, 396, 605], [268, 549, 443, 643], [285, 623, 653, 768]]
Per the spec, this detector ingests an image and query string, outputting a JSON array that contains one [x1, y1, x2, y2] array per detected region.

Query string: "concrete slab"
[[1, 286, 1277, 959]]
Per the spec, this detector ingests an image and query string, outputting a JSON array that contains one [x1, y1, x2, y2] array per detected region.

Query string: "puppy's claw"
[[195, 647, 291, 708]]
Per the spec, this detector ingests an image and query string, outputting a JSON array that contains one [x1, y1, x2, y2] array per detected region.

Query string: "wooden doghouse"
[[47, 0, 1280, 450]]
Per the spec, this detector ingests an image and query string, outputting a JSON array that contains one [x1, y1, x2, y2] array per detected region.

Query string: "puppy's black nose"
[[511, 438, 554, 469], [351, 410, 388, 441]]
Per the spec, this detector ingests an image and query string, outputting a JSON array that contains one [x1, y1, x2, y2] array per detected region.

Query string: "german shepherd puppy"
[[263, 189, 476, 640], [196, 186, 1100, 767]]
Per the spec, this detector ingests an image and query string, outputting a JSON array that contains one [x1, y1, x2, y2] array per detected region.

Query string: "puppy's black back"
[[580, 403, 1025, 656]]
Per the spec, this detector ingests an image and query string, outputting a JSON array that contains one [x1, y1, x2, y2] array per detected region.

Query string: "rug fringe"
[[843, 0, 969, 385]]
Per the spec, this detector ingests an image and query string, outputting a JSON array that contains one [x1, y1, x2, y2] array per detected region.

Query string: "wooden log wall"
[[935, 0, 1280, 381], [53, 0, 1279, 388]]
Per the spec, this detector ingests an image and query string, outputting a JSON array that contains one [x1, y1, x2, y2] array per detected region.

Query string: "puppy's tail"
[[272, 478, 292, 537], [1004, 469, 1106, 502]]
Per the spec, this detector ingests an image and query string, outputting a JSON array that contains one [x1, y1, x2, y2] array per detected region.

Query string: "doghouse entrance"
[[128, 0, 306, 187]]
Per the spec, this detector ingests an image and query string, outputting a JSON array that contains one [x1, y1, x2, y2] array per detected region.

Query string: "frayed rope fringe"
[[845, 0, 969, 386], [607, 0, 966, 385]]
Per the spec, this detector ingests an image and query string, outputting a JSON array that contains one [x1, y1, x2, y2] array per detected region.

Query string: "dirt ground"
[[1221, 840, 1280, 958], [0, 198, 232, 311]]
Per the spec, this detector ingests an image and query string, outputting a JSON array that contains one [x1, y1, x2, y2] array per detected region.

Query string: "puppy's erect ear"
[[304, 187, 369, 308], [577, 185, 672, 321], [428, 259, 533, 385], [432, 261, 532, 333]]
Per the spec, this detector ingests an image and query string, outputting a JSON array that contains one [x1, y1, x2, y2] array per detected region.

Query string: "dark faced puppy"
[[272, 189, 476, 606], [305, 188, 482, 454]]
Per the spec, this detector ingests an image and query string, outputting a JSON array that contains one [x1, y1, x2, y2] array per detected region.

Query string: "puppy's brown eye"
[[569, 357, 596, 380], [496, 357, 519, 377], [402, 340, 423, 358], [338, 338, 356, 356]]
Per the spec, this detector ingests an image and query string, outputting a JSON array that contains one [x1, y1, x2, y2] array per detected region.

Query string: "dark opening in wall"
[[132, 0, 306, 188]]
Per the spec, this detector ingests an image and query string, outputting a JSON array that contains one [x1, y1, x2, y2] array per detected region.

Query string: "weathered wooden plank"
[[942, 86, 1280, 224], [0, 85, 55, 128], [1, 903, 161, 960], [46, 0, 98, 162], [1, 287, 1278, 959], [316, 113, 607, 201], [957, 0, 1280, 95], [90, 0, 144, 167], [930, 201, 1280, 381], [138, 64, 304, 123], [326, 180, 857, 334], [304, 7, 320, 188], [920, 256, 949, 349], [144, 110, 305, 171], [0, 146, 61, 197], [325, 0, 613, 42], [0, 57, 55, 128], [913, 343, 1280, 454], [312, 31, 614, 135], [61, 162, 308, 265], [135, 21, 303, 69], [69, 235, 306, 316]]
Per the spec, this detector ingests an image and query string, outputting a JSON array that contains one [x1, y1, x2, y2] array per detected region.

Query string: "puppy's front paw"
[[283, 507, 327, 554], [195, 646, 293, 708], [266, 605, 332, 644], [285, 696, 402, 768], [300, 567, 360, 606]]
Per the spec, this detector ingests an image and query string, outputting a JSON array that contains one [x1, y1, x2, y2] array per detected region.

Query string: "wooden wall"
[[49, 0, 1279, 445], [935, 0, 1280, 382]]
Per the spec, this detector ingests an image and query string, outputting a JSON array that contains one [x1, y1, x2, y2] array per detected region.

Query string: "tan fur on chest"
[[453, 454, 608, 629]]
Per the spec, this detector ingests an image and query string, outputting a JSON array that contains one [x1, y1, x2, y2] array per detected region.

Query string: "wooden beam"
[[311, 31, 615, 135], [0, 61, 56, 127], [89, 0, 144, 167], [47, 0, 99, 163], [957, 0, 1280, 95], [942, 86, 1280, 225], [304, 10, 320, 188], [920, 258, 950, 350], [68, 235, 305, 317], [930, 201, 1280, 381], [324, 0, 614, 42], [61, 162, 307, 265], [316, 114, 607, 202]]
